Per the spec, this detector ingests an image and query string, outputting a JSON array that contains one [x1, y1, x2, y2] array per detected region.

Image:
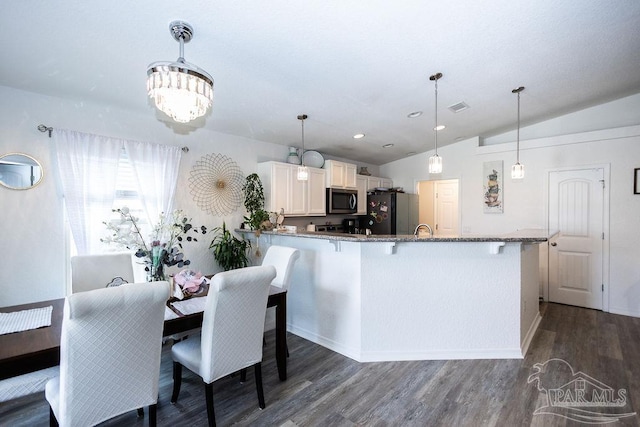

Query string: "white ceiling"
[[2, 1, 640, 165]]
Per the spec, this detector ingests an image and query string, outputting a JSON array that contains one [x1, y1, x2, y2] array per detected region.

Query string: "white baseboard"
[[521, 312, 542, 356]]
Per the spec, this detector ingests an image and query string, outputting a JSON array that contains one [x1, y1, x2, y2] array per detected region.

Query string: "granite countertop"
[[236, 228, 556, 243]]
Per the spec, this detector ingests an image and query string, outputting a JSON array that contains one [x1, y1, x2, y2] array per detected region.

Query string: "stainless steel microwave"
[[326, 188, 358, 214]]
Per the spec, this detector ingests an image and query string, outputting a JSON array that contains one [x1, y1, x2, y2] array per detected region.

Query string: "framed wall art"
[[634, 168, 640, 195], [483, 160, 503, 213]]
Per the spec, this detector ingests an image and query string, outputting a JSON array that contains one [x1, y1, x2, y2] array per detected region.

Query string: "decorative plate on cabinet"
[[302, 150, 325, 168]]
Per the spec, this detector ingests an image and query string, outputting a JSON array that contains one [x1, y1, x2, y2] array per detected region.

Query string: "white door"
[[548, 168, 604, 309], [434, 180, 459, 236]]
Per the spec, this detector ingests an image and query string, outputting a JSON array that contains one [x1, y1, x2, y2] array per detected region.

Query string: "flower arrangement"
[[102, 207, 207, 281]]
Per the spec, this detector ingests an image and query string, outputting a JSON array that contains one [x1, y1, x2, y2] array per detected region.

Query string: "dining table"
[[0, 285, 288, 382]]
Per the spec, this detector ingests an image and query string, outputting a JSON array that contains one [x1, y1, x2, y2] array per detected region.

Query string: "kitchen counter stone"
[[236, 228, 555, 243]]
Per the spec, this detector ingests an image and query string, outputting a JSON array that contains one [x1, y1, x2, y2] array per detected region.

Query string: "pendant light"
[[147, 21, 214, 123], [428, 73, 443, 174], [297, 114, 309, 181], [511, 86, 525, 179]]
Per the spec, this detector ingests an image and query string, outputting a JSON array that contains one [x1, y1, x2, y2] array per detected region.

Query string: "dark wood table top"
[[0, 286, 287, 381]]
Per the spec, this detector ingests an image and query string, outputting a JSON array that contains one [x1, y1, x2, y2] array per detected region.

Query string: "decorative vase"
[[287, 147, 301, 165], [148, 246, 166, 282], [359, 167, 371, 176]]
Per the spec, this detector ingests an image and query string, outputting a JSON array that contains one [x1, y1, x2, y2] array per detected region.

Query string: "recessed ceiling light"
[[407, 111, 423, 118], [353, 133, 365, 139], [434, 125, 446, 131], [382, 143, 394, 148]]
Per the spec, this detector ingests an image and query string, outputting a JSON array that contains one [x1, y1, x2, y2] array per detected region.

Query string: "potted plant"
[[209, 222, 251, 271], [242, 173, 272, 232]]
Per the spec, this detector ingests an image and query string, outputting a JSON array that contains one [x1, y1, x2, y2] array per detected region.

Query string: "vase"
[[287, 147, 301, 165], [148, 247, 167, 282]]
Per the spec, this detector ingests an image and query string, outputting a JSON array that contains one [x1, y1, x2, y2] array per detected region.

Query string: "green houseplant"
[[209, 222, 251, 271], [243, 173, 271, 231]]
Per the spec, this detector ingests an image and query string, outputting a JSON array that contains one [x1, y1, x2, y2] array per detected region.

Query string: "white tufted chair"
[[45, 281, 170, 427], [170, 265, 276, 427], [70, 253, 135, 293], [261, 245, 300, 336], [0, 367, 59, 403]]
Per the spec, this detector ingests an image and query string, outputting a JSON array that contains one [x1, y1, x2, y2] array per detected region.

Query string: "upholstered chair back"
[[46, 281, 170, 427], [199, 265, 276, 383]]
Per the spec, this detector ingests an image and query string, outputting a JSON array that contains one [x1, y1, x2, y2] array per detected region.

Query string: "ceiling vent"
[[448, 101, 470, 113]]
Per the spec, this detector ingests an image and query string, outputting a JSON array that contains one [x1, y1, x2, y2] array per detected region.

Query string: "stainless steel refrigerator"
[[365, 192, 419, 235]]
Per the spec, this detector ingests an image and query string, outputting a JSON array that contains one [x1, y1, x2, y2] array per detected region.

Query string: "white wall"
[[380, 100, 640, 318], [0, 86, 377, 306]]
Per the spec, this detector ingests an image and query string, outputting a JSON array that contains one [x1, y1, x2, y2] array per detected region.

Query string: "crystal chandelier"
[[428, 72, 443, 174], [147, 21, 214, 124], [297, 114, 309, 181], [511, 86, 525, 179]]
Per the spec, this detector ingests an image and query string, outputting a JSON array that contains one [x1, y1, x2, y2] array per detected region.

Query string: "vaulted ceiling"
[[2, 1, 640, 164]]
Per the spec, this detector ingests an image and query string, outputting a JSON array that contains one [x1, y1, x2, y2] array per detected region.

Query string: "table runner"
[[170, 298, 206, 317], [0, 306, 53, 335]]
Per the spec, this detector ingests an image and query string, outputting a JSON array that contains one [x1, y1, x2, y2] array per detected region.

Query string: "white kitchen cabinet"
[[258, 161, 326, 217], [307, 167, 327, 215], [356, 175, 368, 215], [324, 160, 357, 189]]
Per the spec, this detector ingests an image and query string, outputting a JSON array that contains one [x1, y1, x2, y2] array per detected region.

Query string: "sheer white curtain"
[[124, 141, 182, 226], [53, 130, 122, 255]]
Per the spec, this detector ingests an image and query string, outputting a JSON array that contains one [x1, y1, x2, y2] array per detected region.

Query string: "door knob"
[[550, 242, 557, 246]]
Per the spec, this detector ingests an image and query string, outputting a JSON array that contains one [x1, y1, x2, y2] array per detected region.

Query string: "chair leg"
[[148, 404, 157, 427], [205, 382, 216, 427], [171, 362, 183, 403], [254, 362, 266, 409], [137, 408, 144, 417], [49, 406, 59, 427], [240, 368, 247, 382]]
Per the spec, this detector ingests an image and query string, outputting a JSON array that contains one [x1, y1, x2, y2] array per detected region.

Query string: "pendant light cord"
[[297, 114, 307, 166], [434, 77, 438, 155], [516, 91, 520, 163]]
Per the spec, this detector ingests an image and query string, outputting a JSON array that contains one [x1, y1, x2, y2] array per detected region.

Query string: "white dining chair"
[[70, 252, 135, 293], [261, 245, 300, 338], [170, 265, 276, 427], [45, 281, 170, 427], [0, 367, 59, 403]]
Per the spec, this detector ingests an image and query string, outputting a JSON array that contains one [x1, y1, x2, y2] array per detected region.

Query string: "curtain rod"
[[37, 124, 190, 152]]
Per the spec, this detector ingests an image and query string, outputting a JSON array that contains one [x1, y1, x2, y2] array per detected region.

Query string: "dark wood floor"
[[2, 302, 639, 426]]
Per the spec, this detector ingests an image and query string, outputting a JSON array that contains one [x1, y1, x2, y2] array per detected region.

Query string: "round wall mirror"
[[0, 153, 44, 190]]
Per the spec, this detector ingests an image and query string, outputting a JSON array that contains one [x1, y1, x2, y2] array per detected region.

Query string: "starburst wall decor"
[[189, 153, 244, 216]]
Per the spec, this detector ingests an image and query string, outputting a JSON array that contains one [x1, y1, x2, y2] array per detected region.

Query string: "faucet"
[[414, 223, 433, 237]]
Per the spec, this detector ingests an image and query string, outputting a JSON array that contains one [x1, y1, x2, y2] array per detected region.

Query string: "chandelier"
[[511, 86, 525, 179], [147, 21, 214, 124], [428, 72, 443, 174], [297, 114, 309, 181]]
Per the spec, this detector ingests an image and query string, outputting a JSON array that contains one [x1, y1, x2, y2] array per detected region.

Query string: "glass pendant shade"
[[428, 154, 443, 174], [297, 165, 309, 181], [511, 162, 525, 179], [147, 21, 214, 124]]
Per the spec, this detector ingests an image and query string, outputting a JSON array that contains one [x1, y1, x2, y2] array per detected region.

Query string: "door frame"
[[414, 178, 461, 236], [544, 163, 611, 311]]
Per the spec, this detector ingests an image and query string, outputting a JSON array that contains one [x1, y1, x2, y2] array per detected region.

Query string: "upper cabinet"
[[324, 160, 357, 189], [355, 174, 393, 215], [258, 161, 326, 217]]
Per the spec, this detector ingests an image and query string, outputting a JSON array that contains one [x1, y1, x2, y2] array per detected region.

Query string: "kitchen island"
[[238, 228, 552, 362]]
